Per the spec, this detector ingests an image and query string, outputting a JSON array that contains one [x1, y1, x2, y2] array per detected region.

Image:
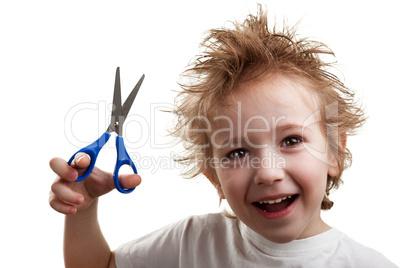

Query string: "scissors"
[[68, 67, 144, 193]]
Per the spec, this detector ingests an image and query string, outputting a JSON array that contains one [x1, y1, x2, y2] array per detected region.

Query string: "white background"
[[1, 0, 401, 267]]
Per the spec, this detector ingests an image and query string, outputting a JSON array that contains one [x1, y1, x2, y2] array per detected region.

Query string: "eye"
[[226, 148, 249, 160], [281, 136, 303, 147]]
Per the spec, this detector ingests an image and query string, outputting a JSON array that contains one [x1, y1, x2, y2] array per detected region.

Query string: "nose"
[[253, 153, 285, 185]]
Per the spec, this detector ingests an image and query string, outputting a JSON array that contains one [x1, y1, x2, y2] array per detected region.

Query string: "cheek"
[[286, 154, 328, 194], [216, 168, 250, 199]]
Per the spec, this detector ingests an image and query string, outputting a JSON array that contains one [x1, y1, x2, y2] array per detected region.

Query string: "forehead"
[[234, 74, 318, 110], [213, 74, 320, 126]]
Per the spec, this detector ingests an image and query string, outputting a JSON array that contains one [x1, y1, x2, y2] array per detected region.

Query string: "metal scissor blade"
[[121, 74, 145, 122], [108, 67, 124, 135]]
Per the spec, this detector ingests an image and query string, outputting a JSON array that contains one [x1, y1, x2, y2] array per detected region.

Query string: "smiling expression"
[[209, 74, 339, 243]]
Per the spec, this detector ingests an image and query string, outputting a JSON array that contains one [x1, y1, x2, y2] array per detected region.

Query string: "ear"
[[328, 156, 339, 177], [341, 135, 347, 150], [204, 170, 225, 200], [328, 135, 347, 177]]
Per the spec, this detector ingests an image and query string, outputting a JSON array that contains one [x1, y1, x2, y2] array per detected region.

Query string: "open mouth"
[[253, 194, 299, 213]]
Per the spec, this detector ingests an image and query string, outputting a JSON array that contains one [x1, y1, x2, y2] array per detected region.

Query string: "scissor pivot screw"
[[114, 122, 120, 128]]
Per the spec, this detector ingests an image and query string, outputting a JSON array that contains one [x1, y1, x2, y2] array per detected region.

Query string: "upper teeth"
[[259, 196, 292, 205]]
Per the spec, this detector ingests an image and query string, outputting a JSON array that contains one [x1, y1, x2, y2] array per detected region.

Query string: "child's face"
[[209, 74, 339, 243]]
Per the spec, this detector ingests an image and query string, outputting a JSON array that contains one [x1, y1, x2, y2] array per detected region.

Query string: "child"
[[49, 6, 397, 268]]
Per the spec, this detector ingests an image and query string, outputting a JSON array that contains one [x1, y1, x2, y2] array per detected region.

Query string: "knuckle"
[[48, 197, 58, 210], [49, 157, 58, 168], [49, 197, 73, 215], [50, 181, 59, 193]]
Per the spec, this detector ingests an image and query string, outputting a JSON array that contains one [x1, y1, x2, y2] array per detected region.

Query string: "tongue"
[[262, 198, 293, 213]]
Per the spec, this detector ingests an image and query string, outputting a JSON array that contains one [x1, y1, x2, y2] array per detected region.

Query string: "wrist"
[[66, 198, 99, 223]]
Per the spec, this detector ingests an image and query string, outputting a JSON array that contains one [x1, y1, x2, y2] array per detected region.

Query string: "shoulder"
[[336, 230, 397, 267], [172, 213, 241, 239], [156, 212, 239, 233], [128, 213, 233, 245], [179, 213, 235, 227], [114, 213, 240, 267]]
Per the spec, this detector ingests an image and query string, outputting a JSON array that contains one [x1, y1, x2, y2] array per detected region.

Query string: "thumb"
[[117, 174, 142, 190], [71, 153, 91, 169]]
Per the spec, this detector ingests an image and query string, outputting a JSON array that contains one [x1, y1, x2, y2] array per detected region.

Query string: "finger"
[[118, 174, 142, 190], [49, 157, 78, 182], [51, 180, 84, 206], [71, 153, 91, 169], [49, 192, 78, 215]]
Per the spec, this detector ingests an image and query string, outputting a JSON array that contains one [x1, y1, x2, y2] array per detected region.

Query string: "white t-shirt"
[[115, 213, 396, 268]]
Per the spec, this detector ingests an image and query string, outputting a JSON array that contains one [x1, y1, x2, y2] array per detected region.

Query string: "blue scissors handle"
[[67, 132, 111, 181], [114, 136, 137, 193]]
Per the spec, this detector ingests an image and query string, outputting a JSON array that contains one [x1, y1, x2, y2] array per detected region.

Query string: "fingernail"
[[76, 155, 84, 163], [77, 154, 90, 164], [76, 197, 84, 205], [70, 170, 78, 181], [69, 207, 77, 214]]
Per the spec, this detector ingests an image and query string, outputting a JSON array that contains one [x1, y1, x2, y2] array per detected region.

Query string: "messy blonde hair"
[[172, 5, 366, 210]]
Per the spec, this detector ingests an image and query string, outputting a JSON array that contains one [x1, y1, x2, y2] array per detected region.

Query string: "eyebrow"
[[275, 123, 313, 141], [275, 123, 303, 133], [275, 123, 313, 136], [213, 122, 312, 148], [214, 136, 246, 149]]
